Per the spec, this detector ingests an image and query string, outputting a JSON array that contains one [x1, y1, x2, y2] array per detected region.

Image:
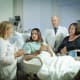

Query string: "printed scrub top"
[[23, 42, 43, 54]]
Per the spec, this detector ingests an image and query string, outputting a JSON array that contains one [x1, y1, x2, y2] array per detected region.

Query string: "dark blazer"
[[57, 36, 80, 53]]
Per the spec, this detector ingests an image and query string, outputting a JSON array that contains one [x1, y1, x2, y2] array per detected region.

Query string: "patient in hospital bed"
[[23, 28, 54, 60], [22, 28, 80, 80]]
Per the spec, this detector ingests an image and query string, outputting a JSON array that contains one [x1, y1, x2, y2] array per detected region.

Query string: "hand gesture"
[[14, 49, 25, 58], [61, 46, 68, 55]]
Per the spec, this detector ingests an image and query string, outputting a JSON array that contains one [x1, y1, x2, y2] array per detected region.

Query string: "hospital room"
[[0, 0, 80, 80]]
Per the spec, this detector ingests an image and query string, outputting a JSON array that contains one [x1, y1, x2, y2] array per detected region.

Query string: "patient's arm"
[[40, 45, 53, 56], [47, 46, 53, 56], [24, 45, 53, 61], [24, 54, 35, 61], [24, 50, 40, 61]]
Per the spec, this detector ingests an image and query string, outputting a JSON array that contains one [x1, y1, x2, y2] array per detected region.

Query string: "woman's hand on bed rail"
[[60, 46, 68, 55], [40, 45, 53, 57]]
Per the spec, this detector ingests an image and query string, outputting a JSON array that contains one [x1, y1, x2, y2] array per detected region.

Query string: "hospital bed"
[[23, 57, 79, 80], [22, 57, 43, 73], [21, 57, 43, 80], [22, 51, 80, 80]]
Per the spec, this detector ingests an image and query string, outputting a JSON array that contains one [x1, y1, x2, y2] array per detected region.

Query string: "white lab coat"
[[0, 37, 17, 80], [45, 26, 68, 51]]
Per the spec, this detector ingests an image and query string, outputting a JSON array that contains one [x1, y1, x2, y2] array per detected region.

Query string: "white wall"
[[13, 0, 23, 19], [0, 0, 80, 33], [23, 0, 80, 34], [23, 0, 52, 34], [55, 0, 80, 28], [23, 0, 40, 29], [40, 0, 52, 33], [0, 0, 13, 22]]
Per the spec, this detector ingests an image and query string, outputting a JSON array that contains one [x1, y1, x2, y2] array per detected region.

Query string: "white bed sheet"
[[23, 51, 80, 80]]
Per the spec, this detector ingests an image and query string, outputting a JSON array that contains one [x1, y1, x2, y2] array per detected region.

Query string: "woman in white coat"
[[0, 21, 24, 80]]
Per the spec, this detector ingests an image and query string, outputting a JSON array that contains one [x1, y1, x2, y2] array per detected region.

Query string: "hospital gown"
[[23, 41, 49, 54]]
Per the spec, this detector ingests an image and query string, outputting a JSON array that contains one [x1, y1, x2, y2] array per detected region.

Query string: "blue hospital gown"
[[23, 42, 43, 54]]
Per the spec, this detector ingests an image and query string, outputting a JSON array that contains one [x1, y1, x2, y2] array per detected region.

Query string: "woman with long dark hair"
[[23, 28, 53, 60]]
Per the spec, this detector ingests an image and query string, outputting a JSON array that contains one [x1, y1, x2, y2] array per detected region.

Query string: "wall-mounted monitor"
[[15, 16, 21, 21]]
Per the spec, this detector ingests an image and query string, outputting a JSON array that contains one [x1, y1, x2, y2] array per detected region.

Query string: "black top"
[[57, 36, 80, 53]]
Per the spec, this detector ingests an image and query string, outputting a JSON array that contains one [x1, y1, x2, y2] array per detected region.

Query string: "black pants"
[[17, 63, 40, 80]]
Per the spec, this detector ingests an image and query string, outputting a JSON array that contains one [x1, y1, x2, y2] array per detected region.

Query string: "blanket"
[[23, 51, 80, 80]]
